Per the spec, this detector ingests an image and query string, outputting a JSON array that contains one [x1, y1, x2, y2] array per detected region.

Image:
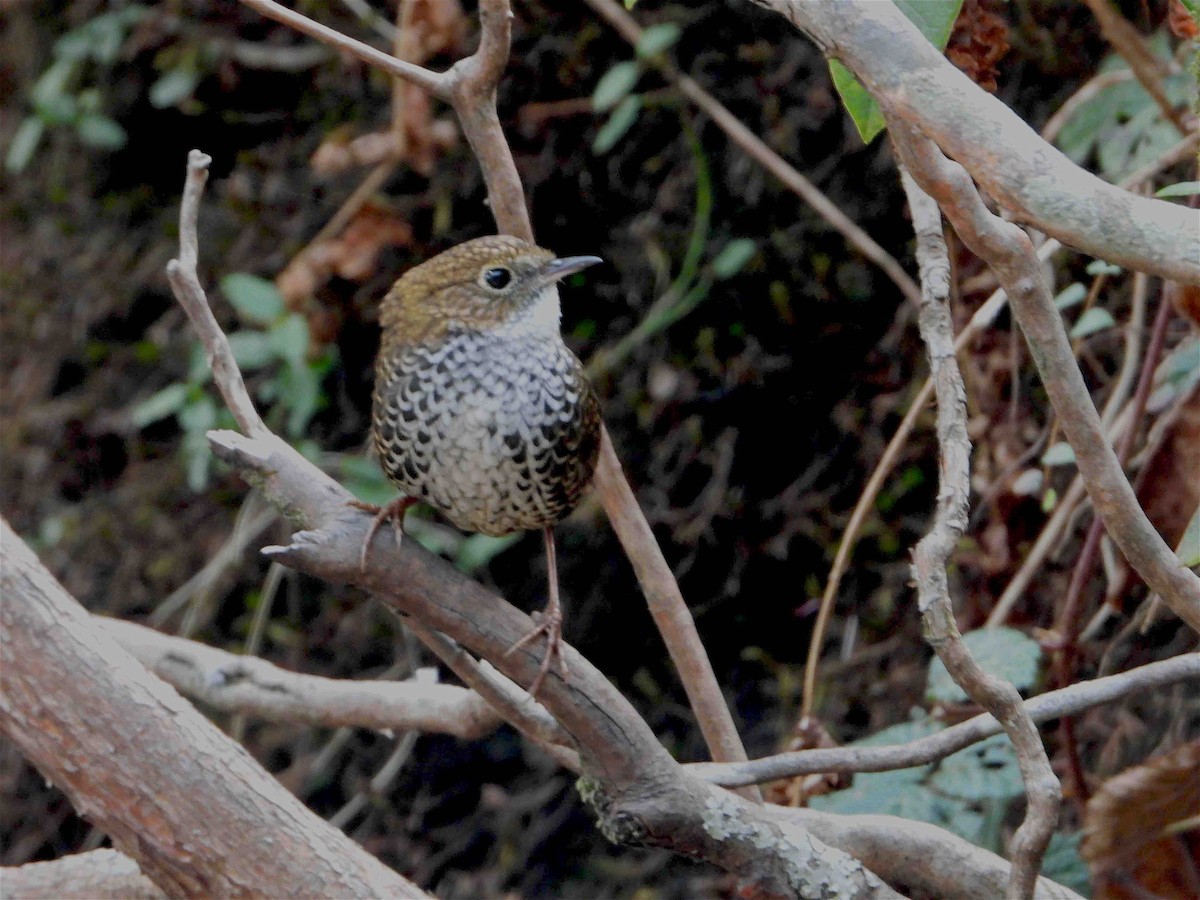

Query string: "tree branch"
[[688, 653, 1199, 787], [750, 0, 1200, 284], [895, 158, 1058, 898], [0, 519, 425, 900], [100, 615, 510, 740]]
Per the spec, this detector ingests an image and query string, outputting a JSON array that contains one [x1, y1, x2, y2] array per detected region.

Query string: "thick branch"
[[0, 519, 425, 900], [751, 0, 1200, 284], [689, 654, 1199, 787], [897, 131, 1200, 630], [896, 160, 1059, 898]]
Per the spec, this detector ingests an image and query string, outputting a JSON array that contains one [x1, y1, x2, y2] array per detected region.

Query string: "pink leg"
[[505, 527, 568, 696]]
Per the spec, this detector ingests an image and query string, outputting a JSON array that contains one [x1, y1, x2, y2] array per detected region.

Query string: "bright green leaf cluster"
[[590, 21, 681, 155]]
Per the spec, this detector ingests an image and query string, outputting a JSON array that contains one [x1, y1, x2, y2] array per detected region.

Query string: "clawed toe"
[[349, 496, 416, 570]]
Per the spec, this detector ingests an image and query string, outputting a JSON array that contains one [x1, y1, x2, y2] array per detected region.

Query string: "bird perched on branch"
[[356, 235, 603, 694]]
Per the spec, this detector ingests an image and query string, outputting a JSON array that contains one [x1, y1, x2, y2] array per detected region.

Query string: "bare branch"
[[237, 0, 447, 97], [0, 850, 165, 900], [895, 157, 1060, 898], [895, 131, 1200, 630], [751, 0, 1200, 284], [593, 430, 760, 801], [100, 616, 507, 740], [689, 654, 1200, 786], [0, 519, 426, 899], [165, 150, 266, 438], [583, 0, 922, 308], [768, 808, 1084, 900]]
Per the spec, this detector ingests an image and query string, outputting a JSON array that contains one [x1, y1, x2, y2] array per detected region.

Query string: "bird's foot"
[[505, 608, 568, 698], [349, 496, 417, 570]]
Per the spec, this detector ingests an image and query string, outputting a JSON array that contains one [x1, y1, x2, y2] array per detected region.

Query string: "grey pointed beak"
[[541, 255, 603, 282]]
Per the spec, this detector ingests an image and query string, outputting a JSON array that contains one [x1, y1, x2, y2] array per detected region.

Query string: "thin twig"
[[688, 653, 1199, 786], [584, 0, 922, 308], [166, 151, 266, 438], [894, 154, 1060, 900]]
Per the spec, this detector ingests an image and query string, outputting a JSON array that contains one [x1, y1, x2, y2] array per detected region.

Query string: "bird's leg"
[[505, 526, 568, 696], [348, 496, 418, 570]]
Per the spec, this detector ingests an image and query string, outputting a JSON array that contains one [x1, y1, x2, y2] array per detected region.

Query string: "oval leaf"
[[131, 383, 188, 428], [1040, 442, 1076, 467], [1086, 260, 1123, 276], [221, 273, 284, 325], [1155, 180, 1200, 198], [592, 95, 641, 155], [1054, 283, 1087, 310], [636, 23, 681, 58], [227, 330, 275, 370], [592, 61, 640, 113], [5, 117, 45, 174], [711, 239, 756, 279], [1070, 307, 1117, 339], [269, 314, 310, 363], [150, 68, 200, 109], [75, 114, 127, 149]]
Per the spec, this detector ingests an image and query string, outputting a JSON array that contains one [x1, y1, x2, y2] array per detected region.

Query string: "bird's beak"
[[541, 255, 604, 282]]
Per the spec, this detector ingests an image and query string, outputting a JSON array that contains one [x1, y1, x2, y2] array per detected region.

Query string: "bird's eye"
[[482, 266, 512, 290]]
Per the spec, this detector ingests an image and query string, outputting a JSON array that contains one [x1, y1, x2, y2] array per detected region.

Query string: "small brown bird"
[[357, 235, 603, 693]]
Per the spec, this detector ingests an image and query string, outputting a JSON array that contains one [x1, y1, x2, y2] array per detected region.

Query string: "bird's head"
[[379, 235, 602, 344]]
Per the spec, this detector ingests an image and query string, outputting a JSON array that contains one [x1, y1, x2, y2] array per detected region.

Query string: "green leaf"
[[1054, 283, 1087, 310], [178, 394, 217, 433], [75, 114, 127, 149], [150, 68, 200, 109], [1156, 180, 1200, 198], [226, 330, 275, 370], [1177, 504, 1200, 569], [931, 733, 1023, 801], [592, 61, 640, 113], [31, 58, 78, 107], [1070, 307, 1117, 339], [829, 0, 963, 144], [1086, 259, 1122, 276], [5, 117, 44, 173], [277, 359, 321, 436], [636, 23, 681, 58], [711, 239, 757, 280], [1040, 442, 1076, 467], [131, 383, 189, 428], [34, 92, 79, 127], [829, 60, 887, 143], [927, 627, 1042, 703], [592, 95, 642, 155], [1041, 487, 1058, 513], [895, 0, 963, 51], [269, 314, 310, 363], [221, 273, 284, 325]]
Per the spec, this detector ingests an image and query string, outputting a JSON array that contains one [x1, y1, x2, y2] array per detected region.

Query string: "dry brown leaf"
[[946, 0, 1010, 93], [1082, 739, 1200, 898], [276, 202, 413, 344]]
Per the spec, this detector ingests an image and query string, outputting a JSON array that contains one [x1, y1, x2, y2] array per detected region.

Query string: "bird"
[[354, 234, 603, 695]]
